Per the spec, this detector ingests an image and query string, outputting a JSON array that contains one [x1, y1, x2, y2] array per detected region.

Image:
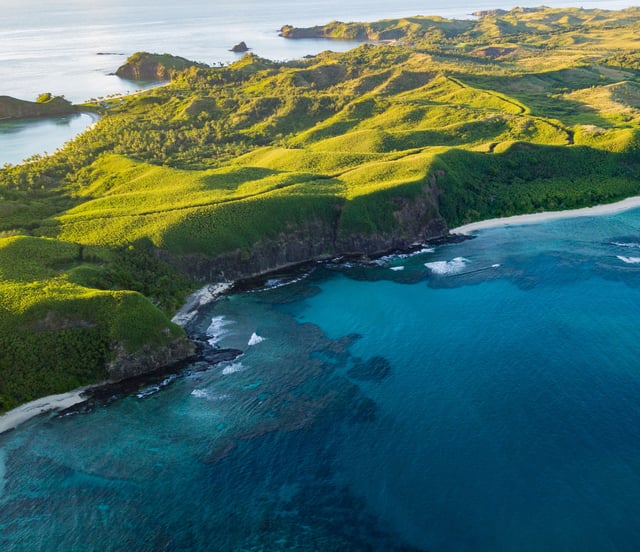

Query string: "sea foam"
[[190, 389, 228, 401], [136, 375, 178, 399], [373, 247, 435, 266], [612, 241, 640, 249], [248, 332, 265, 346], [617, 255, 640, 264], [222, 362, 244, 375], [425, 257, 470, 275], [206, 315, 234, 346]]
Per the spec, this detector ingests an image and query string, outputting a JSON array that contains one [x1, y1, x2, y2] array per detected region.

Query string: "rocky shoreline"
[[8, 188, 640, 434], [0, 233, 467, 433]]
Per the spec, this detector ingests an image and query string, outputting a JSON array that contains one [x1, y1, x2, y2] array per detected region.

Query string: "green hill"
[[3, 6, 640, 410], [0, 94, 76, 121]]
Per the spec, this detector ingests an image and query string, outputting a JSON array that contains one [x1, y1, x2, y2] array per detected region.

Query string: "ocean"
[[0, 0, 634, 164], [4, 209, 640, 549], [3, 1, 640, 549]]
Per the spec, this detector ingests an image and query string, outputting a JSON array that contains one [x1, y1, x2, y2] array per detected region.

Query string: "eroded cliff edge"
[[174, 181, 448, 282]]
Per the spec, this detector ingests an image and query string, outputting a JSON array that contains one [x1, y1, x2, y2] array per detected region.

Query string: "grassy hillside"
[[3, 6, 640, 409], [0, 94, 76, 121]]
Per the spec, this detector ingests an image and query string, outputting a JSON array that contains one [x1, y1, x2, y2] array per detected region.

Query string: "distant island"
[[115, 52, 208, 81], [2, 6, 640, 412]]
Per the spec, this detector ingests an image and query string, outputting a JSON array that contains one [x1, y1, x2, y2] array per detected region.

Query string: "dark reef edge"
[[22, 231, 470, 425]]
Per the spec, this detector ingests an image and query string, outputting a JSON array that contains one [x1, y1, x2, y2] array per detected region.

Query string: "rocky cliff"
[[116, 52, 209, 81], [107, 336, 196, 382], [170, 182, 448, 282]]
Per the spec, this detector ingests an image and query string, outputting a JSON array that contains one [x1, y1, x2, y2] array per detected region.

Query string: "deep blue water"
[[4, 210, 640, 549]]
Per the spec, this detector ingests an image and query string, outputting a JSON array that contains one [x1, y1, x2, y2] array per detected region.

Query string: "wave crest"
[[425, 257, 470, 275], [617, 255, 640, 264]]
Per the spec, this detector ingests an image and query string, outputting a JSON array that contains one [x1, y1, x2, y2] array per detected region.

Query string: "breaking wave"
[[373, 247, 435, 266], [222, 362, 244, 375], [612, 241, 640, 249], [206, 315, 234, 346], [248, 332, 265, 346], [425, 257, 470, 275], [136, 374, 178, 399], [617, 256, 640, 264]]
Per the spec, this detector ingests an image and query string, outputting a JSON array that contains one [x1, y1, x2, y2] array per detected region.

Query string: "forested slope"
[[2, 7, 640, 409]]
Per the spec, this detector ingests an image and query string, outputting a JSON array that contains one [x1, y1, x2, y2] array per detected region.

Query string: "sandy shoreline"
[[0, 387, 91, 435], [171, 282, 233, 327], [451, 196, 640, 235]]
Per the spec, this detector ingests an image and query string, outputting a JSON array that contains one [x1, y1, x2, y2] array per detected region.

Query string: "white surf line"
[[451, 196, 640, 235]]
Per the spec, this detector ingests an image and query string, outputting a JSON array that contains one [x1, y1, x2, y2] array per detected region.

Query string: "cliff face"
[[107, 336, 195, 382], [116, 52, 208, 81], [172, 184, 448, 282]]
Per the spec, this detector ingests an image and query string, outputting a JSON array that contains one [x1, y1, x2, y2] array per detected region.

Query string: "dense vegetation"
[[115, 52, 209, 81], [3, 6, 640, 410]]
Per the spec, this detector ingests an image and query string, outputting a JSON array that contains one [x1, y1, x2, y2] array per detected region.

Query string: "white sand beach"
[[0, 388, 90, 434], [451, 196, 640, 235], [171, 282, 233, 327]]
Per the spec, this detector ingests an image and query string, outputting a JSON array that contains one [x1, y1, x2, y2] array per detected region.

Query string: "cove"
[[0, 113, 97, 166], [3, 208, 640, 549]]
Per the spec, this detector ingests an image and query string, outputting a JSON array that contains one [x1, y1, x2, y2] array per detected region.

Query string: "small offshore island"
[[3, 6, 640, 413]]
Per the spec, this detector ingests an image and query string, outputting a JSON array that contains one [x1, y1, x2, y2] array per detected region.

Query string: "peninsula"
[[0, 94, 77, 121], [2, 6, 640, 411]]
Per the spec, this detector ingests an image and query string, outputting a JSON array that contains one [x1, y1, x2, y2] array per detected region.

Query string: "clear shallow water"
[[0, 113, 96, 166], [4, 210, 640, 549], [0, 0, 635, 164]]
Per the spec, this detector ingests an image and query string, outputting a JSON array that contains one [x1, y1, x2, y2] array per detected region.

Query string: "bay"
[[0, 113, 96, 166], [4, 209, 640, 549]]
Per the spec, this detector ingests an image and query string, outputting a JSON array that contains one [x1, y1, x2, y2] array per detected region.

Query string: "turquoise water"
[[4, 210, 640, 549], [0, 113, 96, 166]]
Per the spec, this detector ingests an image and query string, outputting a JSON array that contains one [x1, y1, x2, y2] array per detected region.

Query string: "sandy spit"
[[451, 196, 640, 235]]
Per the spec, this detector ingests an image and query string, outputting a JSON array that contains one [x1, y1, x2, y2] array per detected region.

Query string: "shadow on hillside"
[[461, 69, 616, 127]]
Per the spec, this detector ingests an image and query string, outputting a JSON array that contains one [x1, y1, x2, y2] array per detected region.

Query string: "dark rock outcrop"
[[230, 41, 249, 53], [106, 336, 196, 382], [169, 181, 448, 283]]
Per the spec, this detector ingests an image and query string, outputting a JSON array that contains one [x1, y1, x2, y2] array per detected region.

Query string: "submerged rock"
[[347, 356, 392, 381]]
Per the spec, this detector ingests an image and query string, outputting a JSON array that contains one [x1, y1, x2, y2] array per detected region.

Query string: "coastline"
[[451, 196, 640, 235], [0, 283, 232, 434], [0, 387, 92, 435], [5, 195, 640, 435]]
